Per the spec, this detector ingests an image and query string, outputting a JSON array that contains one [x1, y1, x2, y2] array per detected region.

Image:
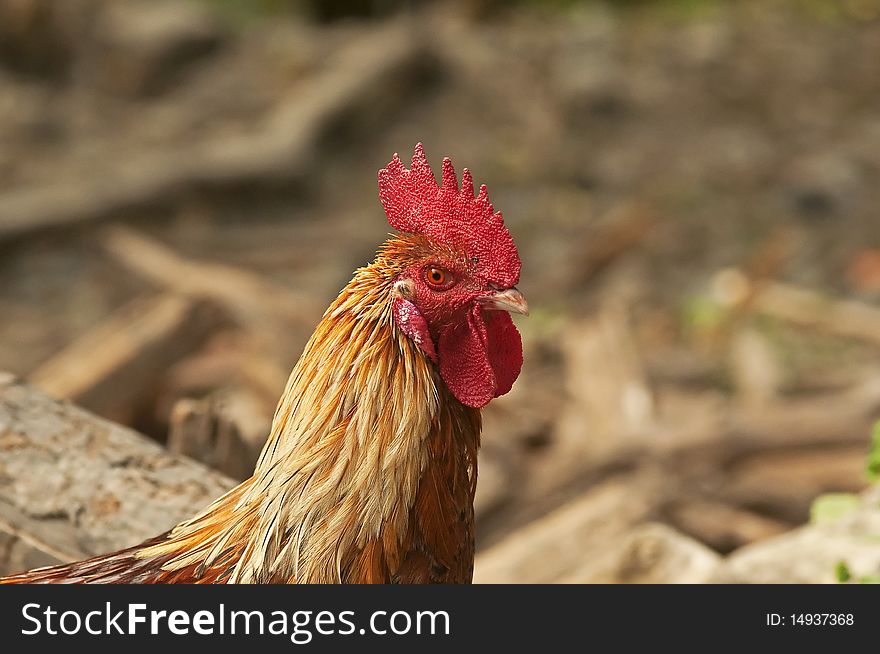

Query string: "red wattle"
[[483, 309, 523, 398], [437, 305, 523, 409]]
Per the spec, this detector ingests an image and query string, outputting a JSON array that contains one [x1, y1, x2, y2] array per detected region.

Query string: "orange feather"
[[1, 234, 483, 584]]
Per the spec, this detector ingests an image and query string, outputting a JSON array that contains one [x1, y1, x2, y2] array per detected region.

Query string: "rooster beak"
[[479, 287, 529, 316]]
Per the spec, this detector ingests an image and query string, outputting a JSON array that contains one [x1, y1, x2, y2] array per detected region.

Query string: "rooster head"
[[378, 143, 527, 409]]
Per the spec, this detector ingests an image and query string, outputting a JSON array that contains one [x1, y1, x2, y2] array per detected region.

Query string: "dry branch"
[[598, 375, 880, 477], [0, 20, 433, 242], [753, 282, 880, 348], [490, 376, 880, 559], [167, 393, 267, 480], [577, 201, 656, 283], [27, 293, 222, 422], [101, 225, 322, 330]]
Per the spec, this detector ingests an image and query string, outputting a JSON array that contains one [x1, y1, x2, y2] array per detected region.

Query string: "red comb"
[[378, 143, 520, 288]]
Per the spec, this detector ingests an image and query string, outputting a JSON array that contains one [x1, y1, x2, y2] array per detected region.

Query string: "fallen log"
[[0, 374, 235, 576]]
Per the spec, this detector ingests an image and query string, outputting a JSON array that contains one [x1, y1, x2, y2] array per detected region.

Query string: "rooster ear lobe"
[[393, 298, 437, 363], [392, 278, 415, 300]]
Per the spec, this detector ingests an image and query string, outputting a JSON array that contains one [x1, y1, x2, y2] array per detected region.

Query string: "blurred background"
[[2, 0, 880, 582]]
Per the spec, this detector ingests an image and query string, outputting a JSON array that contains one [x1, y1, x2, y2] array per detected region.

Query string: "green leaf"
[[866, 421, 880, 483], [682, 296, 727, 334], [835, 560, 880, 584], [835, 561, 852, 583], [810, 493, 860, 525]]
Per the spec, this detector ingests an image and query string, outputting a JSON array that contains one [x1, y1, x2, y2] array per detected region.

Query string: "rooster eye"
[[425, 267, 451, 288]]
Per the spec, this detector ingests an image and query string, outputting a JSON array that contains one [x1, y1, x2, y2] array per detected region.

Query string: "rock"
[[712, 485, 880, 583], [474, 475, 662, 583], [561, 523, 721, 584], [666, 500, 790, 554]]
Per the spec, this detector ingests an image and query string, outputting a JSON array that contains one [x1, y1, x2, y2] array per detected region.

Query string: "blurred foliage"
[[828, 423, 880, 583], [681, 296, 729, 340], [811, 422, 880, 528], [794, 0, 880, 22], [836, 560, 880, 584], [810, 493, 861, 526]]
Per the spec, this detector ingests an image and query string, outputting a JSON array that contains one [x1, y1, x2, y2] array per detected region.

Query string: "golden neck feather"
[[140, 250, 450, 582]]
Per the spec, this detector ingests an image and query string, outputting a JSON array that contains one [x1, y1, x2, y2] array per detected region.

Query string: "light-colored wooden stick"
[[100, 224, 322, 331], [28, 293, 221, 422], [754, 281, 880, 348]]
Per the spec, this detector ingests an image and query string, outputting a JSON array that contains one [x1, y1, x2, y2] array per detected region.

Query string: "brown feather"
[[0, 234, 485, 584]]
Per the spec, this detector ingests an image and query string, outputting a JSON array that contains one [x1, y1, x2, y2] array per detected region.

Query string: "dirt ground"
[[1, 0, 880, 580]]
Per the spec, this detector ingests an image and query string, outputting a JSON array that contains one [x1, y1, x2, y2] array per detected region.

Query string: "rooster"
[[0, 144, 527, 584]]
